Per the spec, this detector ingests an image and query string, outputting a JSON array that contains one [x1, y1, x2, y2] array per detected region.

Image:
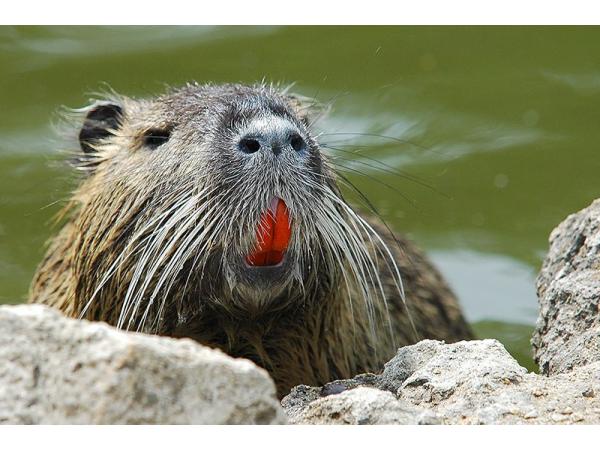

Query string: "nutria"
[[29, 82, 472, 397]]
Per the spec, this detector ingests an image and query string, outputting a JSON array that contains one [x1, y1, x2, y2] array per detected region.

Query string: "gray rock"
[[288, 387, 431, 425], [281, 373, 379, 420], [283, 339, 600, 424], [0, 304, 286, 424], [533, 199, 600, 375], [395, 340, 526, 405], [378, 339, 466, 393]]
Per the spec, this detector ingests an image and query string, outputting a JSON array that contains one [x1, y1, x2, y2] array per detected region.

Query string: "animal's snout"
[[237, 117, 307, 156]]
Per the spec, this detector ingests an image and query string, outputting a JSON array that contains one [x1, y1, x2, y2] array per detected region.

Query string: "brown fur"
[[29, 83, 472, 397]]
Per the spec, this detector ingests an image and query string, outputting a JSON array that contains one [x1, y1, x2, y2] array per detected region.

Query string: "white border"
[[2, 0, 600, 442], [2, 425, 600, 449], [2, 0, 600, 25]]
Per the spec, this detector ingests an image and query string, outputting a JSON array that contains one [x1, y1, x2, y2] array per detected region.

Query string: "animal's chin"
[[210, 252, 297, 315], [235, 252, 294, 287]]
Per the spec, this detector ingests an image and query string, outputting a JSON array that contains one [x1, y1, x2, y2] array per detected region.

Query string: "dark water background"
[[3, 26, 600, 371]]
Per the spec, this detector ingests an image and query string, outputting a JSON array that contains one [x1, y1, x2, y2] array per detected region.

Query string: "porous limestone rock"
[[283, 340, 600, 424], [0, 304, 286, 424], [533, 199, 600, 375]]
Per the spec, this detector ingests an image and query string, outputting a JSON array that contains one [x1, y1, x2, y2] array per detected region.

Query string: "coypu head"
[[66, 83, 402, 332]]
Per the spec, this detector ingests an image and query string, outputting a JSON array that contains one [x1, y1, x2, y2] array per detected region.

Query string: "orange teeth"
[[245, 197, 291, 267]]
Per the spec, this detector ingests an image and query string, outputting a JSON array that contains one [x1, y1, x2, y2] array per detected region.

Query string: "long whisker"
[[321, 144, 450, 199], [328, 161, 421, 211], [327, 192, 418, 341], [319, 131, 434, 154]]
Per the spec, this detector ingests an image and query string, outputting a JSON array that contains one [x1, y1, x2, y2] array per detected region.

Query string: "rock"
[[0, 304, 286, 424], [281, 373, 380, 421], [533, 199, 600, 375], [282, 339, 600, 424], [288, 387, 431, 425], [393, 340, 527, 408], [377, 339, 443, 393]]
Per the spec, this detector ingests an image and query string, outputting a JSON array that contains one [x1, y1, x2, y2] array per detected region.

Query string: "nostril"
[[290, 134, 307, 152], [239, 138, 261, 154]]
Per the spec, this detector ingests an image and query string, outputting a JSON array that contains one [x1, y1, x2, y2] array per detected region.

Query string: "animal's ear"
[[78, 102, 123, 153]]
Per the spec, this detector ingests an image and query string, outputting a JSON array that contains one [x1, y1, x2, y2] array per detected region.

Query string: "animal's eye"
[[142, 128, 171, 149]]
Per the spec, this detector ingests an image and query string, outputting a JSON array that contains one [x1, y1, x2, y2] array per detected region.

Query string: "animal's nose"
[[237, 117, 307, 156]]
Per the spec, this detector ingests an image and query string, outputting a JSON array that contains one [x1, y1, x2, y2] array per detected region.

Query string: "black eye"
[[290, 134, 307, 152], [143, 128, 171, 149]]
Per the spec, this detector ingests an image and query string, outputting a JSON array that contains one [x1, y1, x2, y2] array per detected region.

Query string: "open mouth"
[[245, 197, 291, 267]]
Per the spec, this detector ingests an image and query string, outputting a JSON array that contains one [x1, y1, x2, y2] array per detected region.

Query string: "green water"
[[3, 26, 600, 372]]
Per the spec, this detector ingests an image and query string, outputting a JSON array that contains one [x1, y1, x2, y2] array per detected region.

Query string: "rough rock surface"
[[290, 387, 429, 425], [283, 340, 600, 424], [0, 304, 286, 424], [533, 199, 600, 375]]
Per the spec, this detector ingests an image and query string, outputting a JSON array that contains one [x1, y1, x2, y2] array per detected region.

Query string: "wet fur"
[[30, 83, 472, 397]]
